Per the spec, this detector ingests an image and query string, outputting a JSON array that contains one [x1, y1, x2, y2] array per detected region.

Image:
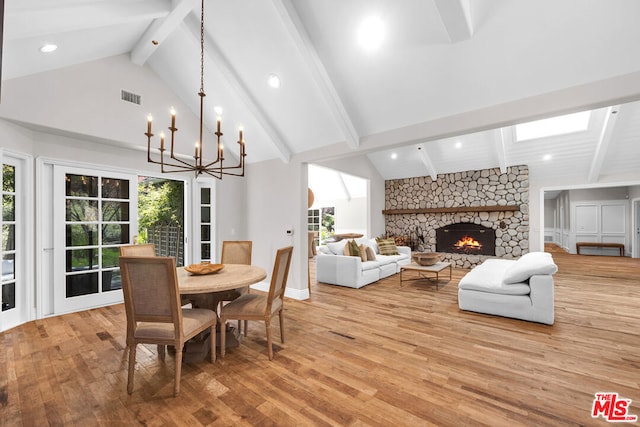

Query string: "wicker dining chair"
[[119, 244, 157, 348], [218, 241, 253, 331], [119, 256, 216, 396], [220, 246, 293, 360], [221, 241, 252, 265], [119, 243, 156, 257]]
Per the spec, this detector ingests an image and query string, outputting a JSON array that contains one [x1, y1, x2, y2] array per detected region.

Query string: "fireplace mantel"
[[382, 206, 520, 215]]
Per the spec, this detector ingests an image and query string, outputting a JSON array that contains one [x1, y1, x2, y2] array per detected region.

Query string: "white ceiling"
[[3, 0, 640, 182]]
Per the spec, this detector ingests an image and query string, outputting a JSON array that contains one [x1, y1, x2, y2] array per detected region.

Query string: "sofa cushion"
[[459, 259, 531, 295], [503, 252, 558, 284], [327, 240, 347, 255], [361, 260, 381, 271], [317, 246, 332, 255], [375, 253, 410, 266]]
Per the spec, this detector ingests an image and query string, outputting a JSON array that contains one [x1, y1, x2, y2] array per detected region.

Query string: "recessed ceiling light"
[[543, 154, 552, 161], [40, 44, 58, 53], [455, 141, 462, 149], [358, 16, 385, 51], [391, 152, 397, 160], [267, 73, 281, 89], [214, 106, 223, 116]]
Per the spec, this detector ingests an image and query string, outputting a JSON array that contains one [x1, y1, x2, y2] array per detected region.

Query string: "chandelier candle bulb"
[[170, 108, 176, 128], [147, 115, 152, 134], [217, 116, 221, 133], [160, 133, 165, 151]]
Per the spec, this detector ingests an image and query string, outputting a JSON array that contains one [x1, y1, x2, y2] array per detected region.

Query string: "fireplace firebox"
[[436, 223, 495, 256]]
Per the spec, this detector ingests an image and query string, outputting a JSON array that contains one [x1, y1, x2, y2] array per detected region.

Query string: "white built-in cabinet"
[[572, 200, 627, 255]]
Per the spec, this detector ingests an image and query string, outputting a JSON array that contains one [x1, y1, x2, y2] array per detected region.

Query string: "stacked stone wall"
[[384, 165, 529, 268]]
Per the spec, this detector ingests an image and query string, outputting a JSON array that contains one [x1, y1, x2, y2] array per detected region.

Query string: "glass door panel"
[[1, 155, 28, 332], [2, 165, 16, 313], [200, 187, 212, 261]]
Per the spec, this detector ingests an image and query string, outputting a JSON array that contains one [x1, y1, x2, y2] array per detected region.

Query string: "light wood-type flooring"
[[2, 244, 639, 426]]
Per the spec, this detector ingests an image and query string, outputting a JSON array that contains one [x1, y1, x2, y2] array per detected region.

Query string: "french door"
[[1, 155, 29, 331], [193, 180, 215, 263], [53, 166, 137, 313]]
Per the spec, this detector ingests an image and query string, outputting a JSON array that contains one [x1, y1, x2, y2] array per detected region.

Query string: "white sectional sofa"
[[458, 252, 558, 325], [316, 238, 411, 288]]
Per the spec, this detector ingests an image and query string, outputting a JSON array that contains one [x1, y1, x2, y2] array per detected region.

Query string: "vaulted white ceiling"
[[3, 0, 640, 182]]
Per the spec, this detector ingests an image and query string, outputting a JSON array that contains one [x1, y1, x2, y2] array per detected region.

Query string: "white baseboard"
[[250, 282, 309, 300]]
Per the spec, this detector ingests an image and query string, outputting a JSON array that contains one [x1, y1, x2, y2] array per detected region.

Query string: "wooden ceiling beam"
[[131, 0, 198, 66], [183, 13, 292, 163], [5, 0, 169, 41], [272, 0, 360, 149], [417, 144, 437, 181], [588, 105, 620, 183], [434, 0, 473, 43]]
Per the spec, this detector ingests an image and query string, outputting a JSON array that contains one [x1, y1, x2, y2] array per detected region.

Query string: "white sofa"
[[316, 238, 411, 288], [458, 252, 558, 325]]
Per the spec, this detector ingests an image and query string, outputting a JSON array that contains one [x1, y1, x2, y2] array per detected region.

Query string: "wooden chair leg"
[[266, 319, 273, 360], [220, 318, 227, 358], [127, 344, 136, 394], [158, 344, 166, 361], [243, 320, 248, 336], [174, 345, 183, 397], [210, 325, 216, 363], [279, 309, 285, 343]]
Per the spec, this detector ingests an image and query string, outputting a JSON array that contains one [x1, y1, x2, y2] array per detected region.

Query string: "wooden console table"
[[576, 242, 624, 256]]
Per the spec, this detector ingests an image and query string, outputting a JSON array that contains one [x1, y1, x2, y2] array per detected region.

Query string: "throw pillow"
[[347, 239, 361, 258], [358, 244, 368, 262], [365, 246, 376, 261], [376, 237, 399, 255]]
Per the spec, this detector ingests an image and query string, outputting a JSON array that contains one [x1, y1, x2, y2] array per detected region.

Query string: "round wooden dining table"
[[177, 263, 267, 360], [177, 264, 267, 295]]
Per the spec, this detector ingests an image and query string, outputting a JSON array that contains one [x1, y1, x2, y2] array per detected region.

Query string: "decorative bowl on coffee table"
[[412, 252, 440, 266]]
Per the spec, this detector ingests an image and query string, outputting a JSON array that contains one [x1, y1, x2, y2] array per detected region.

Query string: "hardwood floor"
[[2, 245, 639, 426]]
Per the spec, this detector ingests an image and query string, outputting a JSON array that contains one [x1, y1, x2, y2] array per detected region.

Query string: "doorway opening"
[[137, 177, 185, 266]]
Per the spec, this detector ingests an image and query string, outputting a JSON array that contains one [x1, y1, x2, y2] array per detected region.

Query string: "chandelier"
[[145, 0, 246, 179]]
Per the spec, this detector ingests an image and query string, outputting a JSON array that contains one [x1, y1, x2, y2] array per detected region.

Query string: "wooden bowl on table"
[[412, 252, 440, 266]]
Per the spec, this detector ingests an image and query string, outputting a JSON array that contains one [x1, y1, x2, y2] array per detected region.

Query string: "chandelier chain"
[[200, 0, 205, 94]]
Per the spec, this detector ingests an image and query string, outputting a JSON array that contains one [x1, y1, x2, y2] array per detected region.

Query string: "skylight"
[[515, 111, 591, 142]]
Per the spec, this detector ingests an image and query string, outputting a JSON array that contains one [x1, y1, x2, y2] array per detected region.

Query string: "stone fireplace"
[[383, 165, 529, 268]]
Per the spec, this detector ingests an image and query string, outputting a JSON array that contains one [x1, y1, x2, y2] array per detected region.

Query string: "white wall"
[[0, 54, 203, 152], [246, 159, 304, 298], [331, 197, 367, 236], [315, 155, 386, 237]]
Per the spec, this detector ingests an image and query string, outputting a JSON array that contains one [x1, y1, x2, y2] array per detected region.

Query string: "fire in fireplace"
[[436, 223, 495, 256]]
